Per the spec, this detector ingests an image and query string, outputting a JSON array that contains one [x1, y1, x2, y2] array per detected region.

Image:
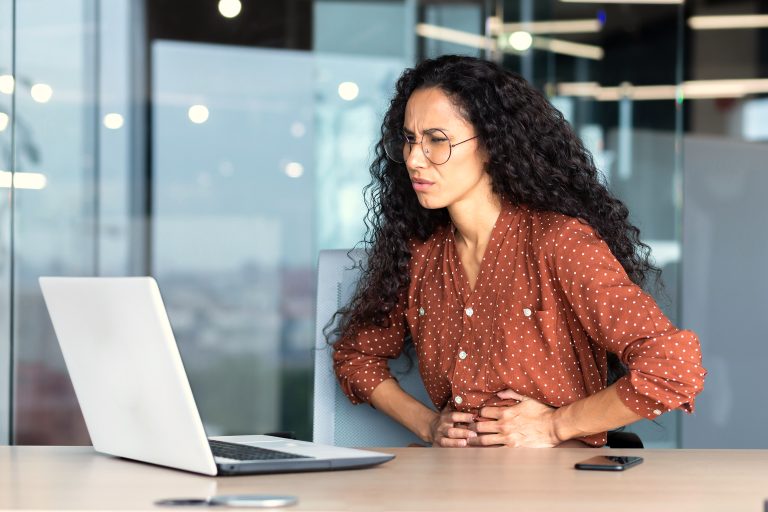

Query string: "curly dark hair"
[[330, 55, 661, 383]]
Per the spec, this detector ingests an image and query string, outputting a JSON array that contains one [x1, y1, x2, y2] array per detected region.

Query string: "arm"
[[471, 385, 642, 447], [333, 293, 476, 446], [369, 379, 436, 443], [471, 218, 706, 447], [331, 292, 438, 441], [371, 379, 476, 446], [551, 218, 706, 422], [552, 385, 641, 441], [332, 296, 408, 405]]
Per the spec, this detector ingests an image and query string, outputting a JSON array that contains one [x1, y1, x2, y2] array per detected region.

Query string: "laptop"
[[38, 276, 394, 476]]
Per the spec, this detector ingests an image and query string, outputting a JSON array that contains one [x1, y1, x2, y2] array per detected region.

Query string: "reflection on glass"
[[314, 54, 405, 250], [153, 42, 315, 439]]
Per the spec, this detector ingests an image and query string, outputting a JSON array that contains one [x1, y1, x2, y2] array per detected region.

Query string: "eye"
[[428, 135, 448, 144]]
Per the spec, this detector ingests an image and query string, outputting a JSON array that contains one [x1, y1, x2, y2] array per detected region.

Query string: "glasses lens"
[[424, 130, 450, 165], [383, 132, 406, 163]]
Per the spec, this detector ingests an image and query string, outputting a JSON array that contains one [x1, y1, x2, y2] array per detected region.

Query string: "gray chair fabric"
[[313, 249, 433, 447]]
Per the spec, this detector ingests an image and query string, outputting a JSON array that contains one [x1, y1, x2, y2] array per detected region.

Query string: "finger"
[[448, 412, 475, 424], [470, 434, 506, 447], [473, 421, 500, 434], [478, 407, 504, 419], [446, 427, 477, 439], [497, 389, 528, 401], [439, 437, 468, 448]]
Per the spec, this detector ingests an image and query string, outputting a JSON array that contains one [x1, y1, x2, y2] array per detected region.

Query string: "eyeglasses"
[[384, 128, 478, 166]]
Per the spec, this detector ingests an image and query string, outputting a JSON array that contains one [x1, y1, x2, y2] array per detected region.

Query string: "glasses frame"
[[385, 128, 479, 165]]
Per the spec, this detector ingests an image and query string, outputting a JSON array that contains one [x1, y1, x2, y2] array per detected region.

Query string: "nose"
[[405, 140, 428, 169]]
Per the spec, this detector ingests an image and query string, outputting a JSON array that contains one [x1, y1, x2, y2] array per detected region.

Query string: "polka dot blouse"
[[333, 201, 707, 446]]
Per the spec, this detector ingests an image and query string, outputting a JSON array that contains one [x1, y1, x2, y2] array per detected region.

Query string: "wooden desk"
[[1, 446, 766, 511]]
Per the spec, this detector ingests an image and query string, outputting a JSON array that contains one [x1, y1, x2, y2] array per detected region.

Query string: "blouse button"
[[458, 350, 467, 360], [465, 307, 474, 317], [454, 396, 463, 405], [418, 307, 425, 316], [523, 308, 532, 317], [653, 409, 663, 416]]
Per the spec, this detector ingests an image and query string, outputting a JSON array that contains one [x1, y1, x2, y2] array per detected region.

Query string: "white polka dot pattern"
[[333, 202, 707, 447]]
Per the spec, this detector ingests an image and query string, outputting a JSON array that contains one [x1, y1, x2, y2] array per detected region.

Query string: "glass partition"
[[10, 0, 139, 444], [4, 0, 766, 450], [680, 0, 768, 449], [0, 0, 13, 445], [151, 42, 315, 439], [12, 0, 97, 444]]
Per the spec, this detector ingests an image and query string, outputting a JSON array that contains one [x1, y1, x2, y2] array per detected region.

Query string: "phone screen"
[[574, 455, 643, 471]]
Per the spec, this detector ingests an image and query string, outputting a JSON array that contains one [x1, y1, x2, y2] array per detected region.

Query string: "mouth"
[[411, 177, 434, 191]]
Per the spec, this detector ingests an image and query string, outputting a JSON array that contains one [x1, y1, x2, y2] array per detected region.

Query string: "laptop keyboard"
[[209, 439, 313, 461]]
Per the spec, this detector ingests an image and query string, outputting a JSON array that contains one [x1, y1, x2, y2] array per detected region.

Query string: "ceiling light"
[[218, 0, 242, 18], [30, 83, 53, 103], [337, 82, 359, 101], [508, 31, 533, 51], [290, 122, 306, 138], [103, 113, 124, 130], [284, 162, 304, 178], [0, 171, 48, 189], [500, 19, 602, 35], [0, 112, 8, 131], [556, 78, 768, 101], [532, 36, 604, 60], [415, 24, 495, 51], [688, 15, 768, 30], [0, 75, 14, 95], [560, 0, 683, 4], [188, 105, 209, 124], [417, 23, 602, 60]]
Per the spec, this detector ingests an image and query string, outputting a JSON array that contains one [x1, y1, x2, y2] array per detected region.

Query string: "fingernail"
[[469, 432, 477, 438], [459, 439, 466, 447]]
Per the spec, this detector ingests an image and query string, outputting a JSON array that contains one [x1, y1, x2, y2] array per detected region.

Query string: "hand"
[[467, 389, 560, 448], [428, 405, 477, 447]]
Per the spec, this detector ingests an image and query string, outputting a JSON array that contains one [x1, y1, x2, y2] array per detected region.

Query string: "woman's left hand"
[[467, 389, 561, 448]]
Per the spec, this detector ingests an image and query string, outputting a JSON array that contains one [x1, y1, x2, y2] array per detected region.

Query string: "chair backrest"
[[313, 249, 433, 447]]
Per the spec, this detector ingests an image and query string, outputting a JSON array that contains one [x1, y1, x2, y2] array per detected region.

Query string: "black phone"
[[574, 455, 643, 471]]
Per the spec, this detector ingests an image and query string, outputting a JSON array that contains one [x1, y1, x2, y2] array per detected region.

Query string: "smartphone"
[[574, 455, 643, 471]]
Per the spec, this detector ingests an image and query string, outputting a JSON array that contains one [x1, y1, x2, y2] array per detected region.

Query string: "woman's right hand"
[[428, 405, 477, 447]]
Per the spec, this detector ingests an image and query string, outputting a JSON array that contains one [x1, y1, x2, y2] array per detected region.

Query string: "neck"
[[447, 189, 503, 251]]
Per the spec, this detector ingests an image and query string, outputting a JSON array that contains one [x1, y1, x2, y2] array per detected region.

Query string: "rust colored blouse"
[[333, 202, 706, 446]]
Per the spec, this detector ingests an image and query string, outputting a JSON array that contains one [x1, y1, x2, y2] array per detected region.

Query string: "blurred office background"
[[1, 0, 766, 449]]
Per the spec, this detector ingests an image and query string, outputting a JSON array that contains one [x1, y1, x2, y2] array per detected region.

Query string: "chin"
[[416, 195, 448, 210]]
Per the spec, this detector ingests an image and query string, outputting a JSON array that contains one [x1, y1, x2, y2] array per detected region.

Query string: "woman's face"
[[402, 87, 489, 210]]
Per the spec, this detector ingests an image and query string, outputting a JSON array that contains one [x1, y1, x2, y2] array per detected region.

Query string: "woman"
[[331, 55, 706, 448]]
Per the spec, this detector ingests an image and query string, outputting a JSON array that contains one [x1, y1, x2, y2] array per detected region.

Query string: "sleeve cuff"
[[615, 376, 673, 420], [345, 367, 393, 405]]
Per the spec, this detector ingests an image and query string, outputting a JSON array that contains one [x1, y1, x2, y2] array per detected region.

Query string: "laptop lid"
[[39, 277, 219, 475]]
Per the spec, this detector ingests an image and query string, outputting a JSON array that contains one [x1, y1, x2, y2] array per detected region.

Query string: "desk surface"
[[1, 446, 766, 511]]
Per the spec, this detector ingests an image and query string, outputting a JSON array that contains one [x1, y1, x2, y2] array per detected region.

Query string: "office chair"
[[314, 249, 431, 447], [313, 249, 643, 449]]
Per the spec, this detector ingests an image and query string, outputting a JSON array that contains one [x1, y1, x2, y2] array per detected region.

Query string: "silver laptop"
[[39, 276, 394, 476]]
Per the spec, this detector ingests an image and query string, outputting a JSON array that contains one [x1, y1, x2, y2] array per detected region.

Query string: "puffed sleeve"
[[332, 294, 408, 405], [552, 218, 707, 420]]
